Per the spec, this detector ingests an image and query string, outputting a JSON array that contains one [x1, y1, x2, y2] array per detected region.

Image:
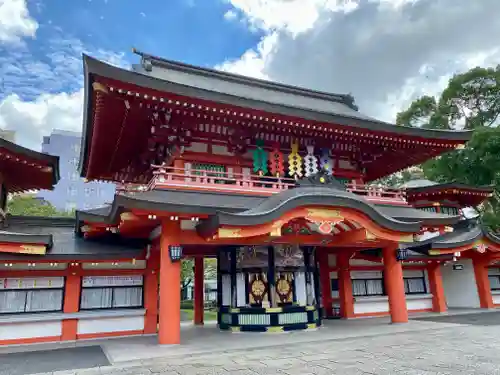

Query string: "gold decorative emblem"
[[305, 208, 342, 221], [270, 220, 283, 237], [16, 245, 46, 255], [251, 279, 266, 297], [276, 274, 293, 303], [218, 228, 242, 238]]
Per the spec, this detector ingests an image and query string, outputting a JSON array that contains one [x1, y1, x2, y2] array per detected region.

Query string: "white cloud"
[[0, 90, 84, 150], [0, 29, 129, 150], [223, 9, 238, 21], [219, 0, 500, 122], [0, 0, 38, 44]]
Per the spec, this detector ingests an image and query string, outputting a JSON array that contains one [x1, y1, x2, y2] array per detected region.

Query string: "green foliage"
[[396, 96, 440, 128], [439, 66, 500, 129], [204, 258, 217, 279], [396, 65, 500, 230], [181, 257, 218, 289], [7, 195, 74, 217], [181, 258, 194, 289], [375, 168, 424, 188], [180, 300, 194, 310]]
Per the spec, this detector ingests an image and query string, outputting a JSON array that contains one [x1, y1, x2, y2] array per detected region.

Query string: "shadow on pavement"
[[0, 345, 109, 375], [411, 311, 500, 326]]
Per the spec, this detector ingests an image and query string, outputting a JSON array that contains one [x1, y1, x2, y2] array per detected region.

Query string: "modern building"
[[37, 130, 115, 211], [0, 130, 16, 142], [2, 51, 500, 348]]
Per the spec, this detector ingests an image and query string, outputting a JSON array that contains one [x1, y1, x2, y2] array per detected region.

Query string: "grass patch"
[[181, 309, 217, 321]]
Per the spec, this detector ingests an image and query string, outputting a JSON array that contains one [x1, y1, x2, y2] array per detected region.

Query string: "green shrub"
[[180, 300, 194, 310]]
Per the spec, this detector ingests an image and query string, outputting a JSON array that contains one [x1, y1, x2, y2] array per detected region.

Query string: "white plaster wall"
[[492, 292, 500, 305], [441, 260, 480, 308], [406, 296, 433, 310], [0, 321, 62, 340], [354, 297, 389, 314], [77, 316, 145, 335]]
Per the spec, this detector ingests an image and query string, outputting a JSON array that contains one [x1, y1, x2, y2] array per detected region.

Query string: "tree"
[[396, 65, 500, 230], [180, 257, 218, 298], [7, 195, 74, 217], [181, 258, 194, 295]]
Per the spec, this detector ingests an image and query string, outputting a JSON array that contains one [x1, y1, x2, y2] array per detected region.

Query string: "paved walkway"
[[5, 310, 500, 375]]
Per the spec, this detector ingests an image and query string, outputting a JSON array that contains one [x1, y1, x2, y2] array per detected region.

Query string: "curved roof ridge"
[[209, 185, 422, 233], [132, 48, 357, 109]]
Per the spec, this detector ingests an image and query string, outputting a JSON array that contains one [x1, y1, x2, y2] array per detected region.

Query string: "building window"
[[0, 277, 64, 314], [80, 276, 144, 310], [489, 275, 500, 290], [65, 202, 77, 211], [69, 157, 79, 167], [67, 186, 77, 196], [85, 187, 97, 197], [403, 276, 427, 294], [441, 206, 459, 216], [352, 279, 384, 296], [419, 206, 438, 213], [192, 163, 226, 183]]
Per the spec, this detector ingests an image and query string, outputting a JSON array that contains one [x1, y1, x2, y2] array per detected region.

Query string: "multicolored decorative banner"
[[304, 145, 319, 177], [252, 139, 268, 175], [269, 143, 285, 177], [320, 148, 333, 175], [288, 141, 303, 177]]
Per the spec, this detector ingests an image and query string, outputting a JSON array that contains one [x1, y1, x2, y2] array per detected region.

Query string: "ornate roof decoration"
[[296, 171, 347, 191]]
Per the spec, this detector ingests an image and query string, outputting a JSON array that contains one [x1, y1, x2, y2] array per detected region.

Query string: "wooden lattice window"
[[192, 163, 226, 184]]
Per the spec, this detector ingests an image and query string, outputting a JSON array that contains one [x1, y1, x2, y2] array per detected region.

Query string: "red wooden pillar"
[[338, 252, 354, 319], [427, 263, 447, 313], [474, 257, 494, 309], [193, 256, 204, 325], [383, 244, 408, 323], [144, 250, 160, 334], [318, 251, 332, 317], [61, 263, 81, 341], [158, 220, 181, 345]]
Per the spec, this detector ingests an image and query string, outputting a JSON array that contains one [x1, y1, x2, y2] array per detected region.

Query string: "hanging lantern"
[[396, 247, 409, 261], [269, 143, 284, 177], [168, 245, 183, 262], [304, 145, 319, 177], [252, 139, 268, 175], [288, 141, 303, 178]]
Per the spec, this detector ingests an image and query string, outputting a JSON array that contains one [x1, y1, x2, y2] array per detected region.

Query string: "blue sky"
[[1, 0, 498, 151], [0, 0, 263, 101]]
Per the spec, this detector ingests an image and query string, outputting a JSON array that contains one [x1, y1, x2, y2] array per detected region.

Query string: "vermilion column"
[[61, 263, 81, 341], [383, 244, 408, 323], [159, 220, 182, 345], [194, 256, 204, 325], [473, 257, 494, 309], [338, 252, 354, 319], [318, 251, 333, 318], [144, 251, 160, 334], [427, 263, 447, 313]]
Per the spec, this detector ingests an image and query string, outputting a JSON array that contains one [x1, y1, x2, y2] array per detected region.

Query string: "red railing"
[[150, 166, 296, 195], [116, 167, 407, 204]]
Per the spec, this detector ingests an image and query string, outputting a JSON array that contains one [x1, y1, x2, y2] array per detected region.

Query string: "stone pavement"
[[14, 311, 500, 375]]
